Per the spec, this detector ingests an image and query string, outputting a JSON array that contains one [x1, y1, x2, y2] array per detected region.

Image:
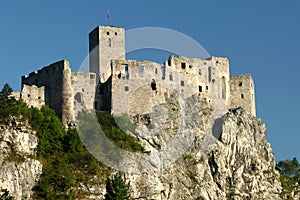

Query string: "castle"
[[18, 25, 256, 126]]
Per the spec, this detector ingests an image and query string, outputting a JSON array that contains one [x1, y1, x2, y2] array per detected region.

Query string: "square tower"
[[89, 26, 125, 83], [229, 74, 256, 116]]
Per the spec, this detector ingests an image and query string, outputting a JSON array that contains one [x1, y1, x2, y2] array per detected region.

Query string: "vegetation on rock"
[[0, 189, 14, 200], [105, 173, 131, 200]]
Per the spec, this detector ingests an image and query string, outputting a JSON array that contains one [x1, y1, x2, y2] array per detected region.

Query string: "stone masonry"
[[20, 25, 256, 125]]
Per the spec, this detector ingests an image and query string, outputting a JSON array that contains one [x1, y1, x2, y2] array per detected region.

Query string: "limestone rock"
[[0, 119, 42, 200], [123, 96, 283, 199]]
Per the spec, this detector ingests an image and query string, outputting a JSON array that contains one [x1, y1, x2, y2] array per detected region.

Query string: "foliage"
[[0, 83, 13, 99], [0, 83, 141, 199], [0, 84, 30, 121], [105, 173, 131, 200], [0, 83, 112, 199], [277, 157, 300, 198], [97, 112, 144, 153], [0, 189, 14, 200]]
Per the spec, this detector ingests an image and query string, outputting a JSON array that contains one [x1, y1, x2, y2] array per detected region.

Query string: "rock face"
[[0, 118, 42, 200], [0, 95, 289, 199], [123, 95, 282, 200]]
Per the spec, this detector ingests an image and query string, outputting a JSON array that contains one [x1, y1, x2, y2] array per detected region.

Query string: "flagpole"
[[107, 10, 110, 26]]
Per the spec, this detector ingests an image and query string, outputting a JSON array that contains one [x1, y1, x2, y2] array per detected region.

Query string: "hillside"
[[0, 84, 299, 199]]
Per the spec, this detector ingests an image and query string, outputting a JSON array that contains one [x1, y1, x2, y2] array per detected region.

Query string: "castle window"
[[108, 38, 112, 47], [115, 32, 118, 36], [216, 61, 219, 64], [106, 31, 110, 35], [90, 74, 96, 79], [168, 58, 172, 66], [27, 94, 31, 98], [206, 86, 209, 90], [125, 86, 129, 91], [38, 96, 41, 100], [82, 88, 85, 92], [161, 66, 166, 80], [208, 67, 212, 82], [239, 82, 243, 86], [151, 79, 157, 91], [199, 86, 202, 92], [189, 65, 192, 69], [75, 93, 82, 103], [222, 76, 226, 99], [181, 81, 185, 86], [198, 69, 202, 75], [169, 73, 173, 81], [241, 94, 244, 99], [125, 65, 129, 75], [181, 63, 186, 69], [155, 68, 158, 74], [138, 66, 144, 72]]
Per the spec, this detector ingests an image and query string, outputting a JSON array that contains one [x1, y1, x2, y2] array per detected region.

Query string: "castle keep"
[[20, 25, 256, 125]]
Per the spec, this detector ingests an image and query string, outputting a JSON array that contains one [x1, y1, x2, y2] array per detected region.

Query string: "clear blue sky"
[[0, 0, 299, 162]]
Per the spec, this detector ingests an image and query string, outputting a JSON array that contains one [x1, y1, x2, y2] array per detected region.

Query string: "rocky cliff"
[[123, 95, 282, 199], [0, 118, 42, 200], [0, 95, 296, 199]]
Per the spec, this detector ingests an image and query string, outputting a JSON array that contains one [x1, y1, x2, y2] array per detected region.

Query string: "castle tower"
[[89, 26, 125, 83], [230, 74, 256, 116]]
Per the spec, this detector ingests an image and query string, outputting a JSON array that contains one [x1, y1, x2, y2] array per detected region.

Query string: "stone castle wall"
[[21, 60, 74, 125], [109, 55, 231, 118], [230, 74, 256, 116], [20, 25, 257, 125], [21, 85, 45, 109], [71, 72, 97, 116], [89, 26, 125, 83]]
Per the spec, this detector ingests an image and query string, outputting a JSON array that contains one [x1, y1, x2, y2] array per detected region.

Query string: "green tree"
[[277, 157, 300, 178], [105, 173, 131, 200], [0, 83, 13, 99], [277, 157, 300, 199], [0, 189, 14, 200]]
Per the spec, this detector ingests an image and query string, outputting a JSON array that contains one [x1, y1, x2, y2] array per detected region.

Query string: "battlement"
[[22, 60, 70, 87]]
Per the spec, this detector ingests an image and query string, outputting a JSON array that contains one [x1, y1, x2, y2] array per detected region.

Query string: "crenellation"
[[20, 25, 257, 126]]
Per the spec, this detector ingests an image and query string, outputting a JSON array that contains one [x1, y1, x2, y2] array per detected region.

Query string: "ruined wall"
[[71, 72, 97, 115], [89, 26, 125, 83], [21, 85, 45, 109], [10, 92, 21, 101], [110, 55, 230, 118], [169, 56, 230, 117], [111, 60, 165, 115], [21, 60, 74, 125], [230, 74, 256, 116]]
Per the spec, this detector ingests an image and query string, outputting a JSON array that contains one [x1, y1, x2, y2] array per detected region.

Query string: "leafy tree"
[[105, 173, 131, 200], [277, 157, 300, 178], [0, 189, 14, 200], [277, 157, 300, 198]]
